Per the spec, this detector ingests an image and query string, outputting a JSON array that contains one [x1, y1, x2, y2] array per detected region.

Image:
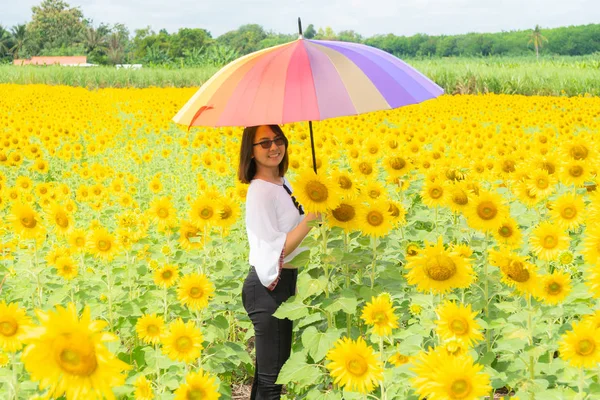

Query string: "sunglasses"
[[253, 137, 286, 149]]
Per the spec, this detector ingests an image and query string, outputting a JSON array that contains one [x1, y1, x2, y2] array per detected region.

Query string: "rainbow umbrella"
[[173, 19, 443, 172]]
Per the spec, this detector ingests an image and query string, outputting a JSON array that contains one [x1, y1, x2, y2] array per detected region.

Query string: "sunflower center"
[[346, 356, 368, 376], [175, 336, 193, 352], [477, 201, 497, 220], [306, 181, 328, 202], [373, 311, 388, 324], [221, 206, 232, 219], [368, 189, 381, 199], [55, 334, 98, 376], [21, 216, 37, 229], [543, 235, 558, 249], [546, 281, 562, 295], [75, 237, 85, 247], [561, 206, 576, 219], [56, 213, 69, 228], [187, 388, 207, 400], [430, 187, 443, 199], [189, 287, 204, 299], [162, 270, 173, 280], [498, 225, 513, 238], [0, 318, 18, 336], [406, 245, 419, 256], [576, 339, 595, 356], [502, 160, 516, 173], [570, 145, 588, 160], [452, 190, 468, 205], [449, 318, 469, 335], [157, 208, 169, 218], [425, 255, 457, 281], [147, 324, 160, 335], [366, 211, 383, 227], [536, 178, 549, 189], [389, 204, 400, 217], [358, 162, 372, 175], [332, 204, 355, 222], [199, 207, 213, 219], [503, 261, 530, 283], [450, 378, 472, 398], [569, 166, 583, 177], [97, 240, 111, 251], [390, 157, 406, 170], [338, 176, 352, 189]]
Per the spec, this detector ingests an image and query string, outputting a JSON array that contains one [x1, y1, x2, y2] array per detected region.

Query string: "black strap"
[[283, 184, 305, 215]]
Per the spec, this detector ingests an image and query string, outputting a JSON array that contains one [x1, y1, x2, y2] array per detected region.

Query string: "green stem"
[[155, 344, 161, 392], [164, 286, 169, 322], [106, 266, 114, 329], [434, 206, 439, 236], [483, 233, 494, 400], [11, 352, 19, 400], [370, 236, 377, 290], [322, 224, 329, 299], [579, 368, 585, 399], [343, 232, 351, 337], [527, 294, 535, 400], [379, 336, 386, 400]]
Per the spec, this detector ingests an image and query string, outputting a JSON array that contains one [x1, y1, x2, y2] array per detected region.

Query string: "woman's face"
[[252, 125, 285, 171]]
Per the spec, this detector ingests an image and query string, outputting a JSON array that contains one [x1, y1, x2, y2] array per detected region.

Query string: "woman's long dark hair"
[[237, 125, 289, 184]]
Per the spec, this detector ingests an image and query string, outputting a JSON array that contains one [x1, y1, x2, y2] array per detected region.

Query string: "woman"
[[238, 124, 319, 399]]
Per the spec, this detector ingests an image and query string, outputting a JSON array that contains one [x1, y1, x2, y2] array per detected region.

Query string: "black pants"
[[242, 266, 297, 400]]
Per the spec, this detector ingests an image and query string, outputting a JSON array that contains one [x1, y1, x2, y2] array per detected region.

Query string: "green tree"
[[26, 0, 86, 53], [337, 30, 362, 43], [106, 32, 126, 64], [528, 24, 548, 59], [217, 24, 267, 54], [304, 24, 316, 39], [171, 28, 212, 58], [9, 24, 28, 59], [0, 25, 13, 57]]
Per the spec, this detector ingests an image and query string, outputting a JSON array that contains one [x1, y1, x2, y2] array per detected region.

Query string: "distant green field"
[[1, 55, 599, 96]]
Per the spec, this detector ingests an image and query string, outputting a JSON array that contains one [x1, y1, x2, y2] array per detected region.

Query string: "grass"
[[1, 55, 599, 96]]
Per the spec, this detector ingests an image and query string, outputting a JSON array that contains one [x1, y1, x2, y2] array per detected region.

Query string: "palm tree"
[[10, 24, 28, 59], [0, 25, 12, 56], [528, 25, 548, 60], [106, 33, 124, 64], [80, 26, 106, 54]]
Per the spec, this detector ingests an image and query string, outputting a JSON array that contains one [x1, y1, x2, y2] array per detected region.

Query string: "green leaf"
[[323, 291, 357, 314], [275, 350, 321, 387], [301, 326, 343, 362], [273, 296, 309, 320]]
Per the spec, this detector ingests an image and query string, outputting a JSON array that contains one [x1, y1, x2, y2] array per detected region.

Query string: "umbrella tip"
[[297, 17, 303, 39]]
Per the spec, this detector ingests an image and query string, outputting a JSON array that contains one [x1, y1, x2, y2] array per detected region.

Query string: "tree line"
[[1, 0, 599, 67]]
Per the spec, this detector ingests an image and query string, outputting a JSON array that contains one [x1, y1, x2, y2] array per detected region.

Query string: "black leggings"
[[242, 266, 297, 400]]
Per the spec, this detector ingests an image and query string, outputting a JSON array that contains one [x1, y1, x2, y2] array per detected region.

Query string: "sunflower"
[[177, 273, 215, 311], [293, 169, 340, 213], [148, 197, 178, 230], [54, 256, 78, 280], [149, 177, 163, 194], [464, 190, 509, 233], [351, 159, 378, 179], [0, 301, 33, 352], [328, 199, 363, 232], [178, 221, 205, 250], [537, 271, 572, 305], [583, 225, 600, 265], [360, 293, 399, 336], [559, 160, 591, 187], [558, 320, 600, 368], [549, 193, 586, 231], [582, 310, 600, 330], [435, 301, 483, 348], [514, 180, 543, 208], [358, 200, 394, 237], [67, 228, 88, 253], [446, 181, 472, 213], [388, 352, 411, 367], [405, 238, 475, 294], [489, 249, 539, 296], [21, 303, 131, 400], [525, 169, 557, 198], [529, 221, 570, 261], [153, 264, 180, 288], [325, 336, 383, 394], [360, 181, 387, 200], [411, 349, 491, 400], [492, 218, 522, 248], [189, 197, 217, 229], [387, 200, 407, 226], [214, 196, 241, 232], [383, 154, 412, 179], [87, 227, 120, 261], [161, 318, 204, 363], [136, 314, 165, 345], [134, 375, 154, 400], [45, 203, 74, 236], [421, 180, 447, 208], [9, 202, 46, 239], [585, 263, 600, 298], [174, 369, 221, 400]]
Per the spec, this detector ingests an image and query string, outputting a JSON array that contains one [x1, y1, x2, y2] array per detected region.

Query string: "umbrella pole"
[[309, 121, 317, 174]]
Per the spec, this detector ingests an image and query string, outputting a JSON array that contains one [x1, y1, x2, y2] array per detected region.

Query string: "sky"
[[1, 0, 599, 38]]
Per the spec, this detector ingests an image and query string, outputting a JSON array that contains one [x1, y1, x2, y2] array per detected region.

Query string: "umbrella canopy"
[[173, 38, 443, 129]]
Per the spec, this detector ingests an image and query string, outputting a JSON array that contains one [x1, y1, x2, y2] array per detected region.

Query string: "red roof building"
[[13, 56, 88, 66]]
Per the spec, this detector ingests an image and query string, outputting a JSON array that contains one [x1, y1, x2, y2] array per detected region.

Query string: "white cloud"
[[0, 0, 598, 38]]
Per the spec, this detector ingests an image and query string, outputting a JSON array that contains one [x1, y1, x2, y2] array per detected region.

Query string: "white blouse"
[[245, 177, 306, 289]]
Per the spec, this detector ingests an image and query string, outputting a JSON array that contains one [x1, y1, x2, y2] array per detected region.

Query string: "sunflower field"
[[0, 83, 600, 400]]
